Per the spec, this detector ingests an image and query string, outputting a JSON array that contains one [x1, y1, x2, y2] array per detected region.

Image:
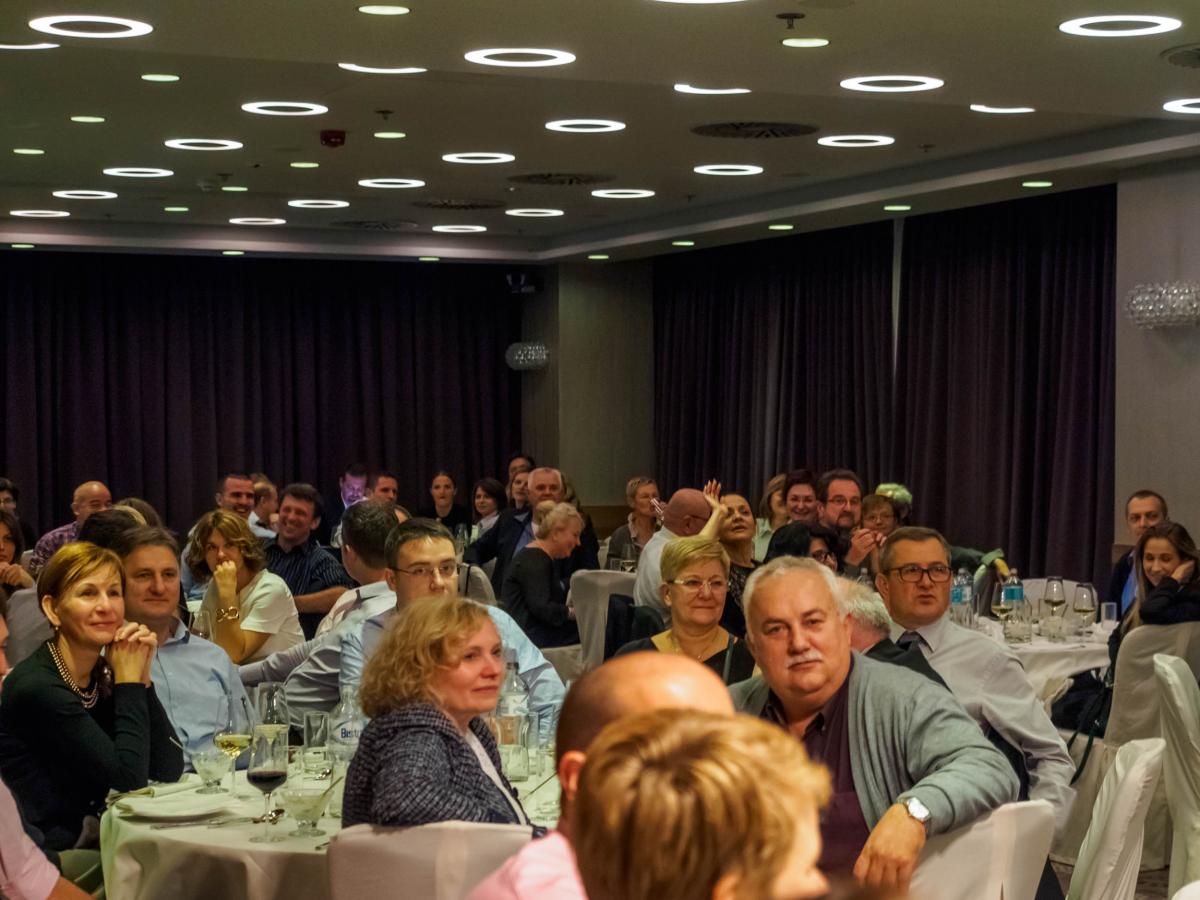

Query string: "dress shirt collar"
[[356, 580, 391, 603], [272, 536, 315, 556], [763, 656, 855, 732], [164, 618, 190, 646], [889, 612, 951, 654]]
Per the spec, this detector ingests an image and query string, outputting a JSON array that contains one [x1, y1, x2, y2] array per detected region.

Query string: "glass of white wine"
[[1043, 577, 1067, 643], [213, 694, 251, 795], [990, 583, 1013, 625], [1073, 584, 1098, 643]]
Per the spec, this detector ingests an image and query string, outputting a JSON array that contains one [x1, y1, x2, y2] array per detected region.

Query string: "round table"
[[971, 619, 1113, 697]]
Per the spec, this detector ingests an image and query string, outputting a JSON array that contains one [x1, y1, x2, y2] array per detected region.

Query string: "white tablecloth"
[[971, 619, 1112, 697]]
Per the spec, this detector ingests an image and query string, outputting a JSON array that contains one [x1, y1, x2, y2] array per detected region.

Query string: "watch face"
[[907, 797, 931, 821]]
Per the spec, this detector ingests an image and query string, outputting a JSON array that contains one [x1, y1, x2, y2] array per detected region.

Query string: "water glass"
[[328, 757, 349, 818], [280, 783, 330, 837], [302, 712, 330, 777], [193, 747, 232, 794], [497, 714, 530, 782], [1101, 602, 1119, 629], [1003, 598, 1032, 644]]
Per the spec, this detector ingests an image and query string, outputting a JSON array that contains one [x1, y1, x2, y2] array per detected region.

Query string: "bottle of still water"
[[957, 568, 975, 628], [950, 571, 967, 627], [497, 651, 529, 719], [328, 684, 366, 817]]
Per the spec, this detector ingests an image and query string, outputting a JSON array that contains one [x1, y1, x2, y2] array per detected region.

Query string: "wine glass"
[[247, 726, 289, 843], [256, 683, 291, 743], [1073, 584, 1098, 641], [190, 609, 211, 641], [213, 694, 250, 795], [990, 582, 1013, 624], [1043, 578, 1067, 642]]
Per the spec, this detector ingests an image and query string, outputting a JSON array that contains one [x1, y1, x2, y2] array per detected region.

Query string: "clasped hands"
[[108, 621, 157, 686]]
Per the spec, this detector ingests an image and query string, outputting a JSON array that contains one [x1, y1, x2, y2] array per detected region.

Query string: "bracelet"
[[215, 606, 240, 623]]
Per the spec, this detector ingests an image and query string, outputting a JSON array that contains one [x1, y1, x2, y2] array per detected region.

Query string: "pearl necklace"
[[46, 640, 100, 709]]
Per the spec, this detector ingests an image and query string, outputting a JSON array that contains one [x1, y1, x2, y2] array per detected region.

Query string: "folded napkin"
[[116, 789, 228, 819], [109, 775, 200, 805]]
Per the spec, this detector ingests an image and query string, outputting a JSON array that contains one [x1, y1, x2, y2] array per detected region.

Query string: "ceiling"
[[3, 0, 1200, 263]]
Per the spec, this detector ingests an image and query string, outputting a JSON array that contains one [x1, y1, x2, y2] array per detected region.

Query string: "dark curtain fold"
[[893, 186, 1116, 587], [0, 251, 523, 535], [653, 221, 894, 500]]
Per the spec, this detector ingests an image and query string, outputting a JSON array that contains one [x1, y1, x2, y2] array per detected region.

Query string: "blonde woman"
[[499, 501, 582, 648], [343, 595, 530, 828], [607, 477, 660, 565]]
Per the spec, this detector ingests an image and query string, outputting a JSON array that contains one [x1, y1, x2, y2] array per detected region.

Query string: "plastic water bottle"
[[950, 573, 966, 626], [329, 685, 365, 817], [1001, 569, 1031, 643], [497, 652, 529, 719], [958, 568, 975, 628]]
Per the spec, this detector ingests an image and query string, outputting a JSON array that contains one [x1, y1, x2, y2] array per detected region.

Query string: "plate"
[[116, 792, 232, 821]]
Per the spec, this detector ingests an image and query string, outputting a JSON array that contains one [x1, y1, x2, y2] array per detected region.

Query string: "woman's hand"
[[213, 559, 239, 600], [702, 479, 722, 506], [1171, 560, 1195, 584], [108, 622, 156, 685], [0, 562, 33, 589]]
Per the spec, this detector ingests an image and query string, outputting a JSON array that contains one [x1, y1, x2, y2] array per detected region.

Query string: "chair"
[[541, 645, 584, 683], [328, 821, 532, 900], [909, 800, 1054, 900], [569, 570, 636, 672], [19, 548, 32, 569], [1174, 883, 1200, 900], [459, 564, 496, 606], [1155, 653, 1200, 897], [1053, 621, 1200, 867], [1066, 738, 1165, 900]]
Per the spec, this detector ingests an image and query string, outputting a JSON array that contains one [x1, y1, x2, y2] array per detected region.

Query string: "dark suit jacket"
[[466, 507, 600, 596], [1107, 552, 1134, 609], [865, 637, 948, 688]]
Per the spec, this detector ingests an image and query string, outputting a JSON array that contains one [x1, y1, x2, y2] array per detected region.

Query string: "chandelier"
[[1125, 282, 1200, 329], [504, 342, 550, 370]]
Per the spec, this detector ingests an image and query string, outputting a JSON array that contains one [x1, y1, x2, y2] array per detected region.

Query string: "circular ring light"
[[52, 190, 117, 199], [545, 118, 625, 133], [1163, 98, 1200, 114], [287, 199, 350, 208], [840, 75, 944, 93], [591, 189, 655, 198], [674, 83, 750, 95], [0, 42, 58, 50], [338, 63, 426, 74], [970, 104, 1035, 114], [240, 101, 328, 116], [358, 177, 425, 189], [817, 134, 895, 147], [432, 225, 487, 233], [10, 209, 69, 217], [1059, 15, 1181, 36], [102, 167, 173, 177], [505, 208, 564, 217], [230, 217, 286, 225], [164, 138, 243, 151], [693, 164, 763, 175], [29, 14, 152, 38], [464, 48, 575, 68], [441, 152, 515, 164]]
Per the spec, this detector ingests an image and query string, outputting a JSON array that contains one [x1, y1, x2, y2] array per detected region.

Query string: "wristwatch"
[[900, 795, 931, 832], [215, 606, 240, 623]]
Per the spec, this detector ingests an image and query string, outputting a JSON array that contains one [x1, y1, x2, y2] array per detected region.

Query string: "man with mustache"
[[731, 556, 1017, 893]]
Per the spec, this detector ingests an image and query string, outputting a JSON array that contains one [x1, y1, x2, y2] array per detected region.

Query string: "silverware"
[[315, 841, 331, 851], [152, 816, 248, 831]]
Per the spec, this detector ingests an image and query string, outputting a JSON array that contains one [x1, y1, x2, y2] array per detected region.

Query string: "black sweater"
[[499, 547, 579, 648], [1109, 576, 1200, 665]]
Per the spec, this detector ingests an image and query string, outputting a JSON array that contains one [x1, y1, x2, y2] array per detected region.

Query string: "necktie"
[[897, 630, 922, 650]]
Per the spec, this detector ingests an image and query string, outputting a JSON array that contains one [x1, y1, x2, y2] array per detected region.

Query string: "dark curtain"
[[653, 221, 894, 501], [893, 186, 1116, 586], [0, 251, 524, 535]]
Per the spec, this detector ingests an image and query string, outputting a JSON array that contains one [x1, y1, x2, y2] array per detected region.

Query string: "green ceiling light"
[[221, 185, 248, 192], [671, 240, 695, 247], [70, 115, 105, 123], [222, 250, 245, 256], [587, 254, 609, 260], [358, 5, 410, 14], [13, 148, 44, 155], [418, 256, 440, 262], [11, 243, 35, 249], [290, 161, 319, 169], [164, 206, 189, 212]]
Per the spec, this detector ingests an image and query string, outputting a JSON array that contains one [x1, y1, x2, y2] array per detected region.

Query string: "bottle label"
[[1002, 585, 1023, 603], [950, 586, 963, 605]]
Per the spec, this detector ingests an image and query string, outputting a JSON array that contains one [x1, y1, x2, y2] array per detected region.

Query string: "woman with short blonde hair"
[[500, 501, 583, 647], [607, 476, 660, 566]]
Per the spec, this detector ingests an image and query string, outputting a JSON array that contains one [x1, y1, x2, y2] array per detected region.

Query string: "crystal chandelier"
[[1125, 282, 1200, 329], [504, 342, 550, 370]]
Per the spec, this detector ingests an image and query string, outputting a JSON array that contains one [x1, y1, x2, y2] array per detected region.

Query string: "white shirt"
[[633, 527, 678, 613], [465, 730, 528, 825], [201, 570, 305, 662], [317, 580, 390, 638]]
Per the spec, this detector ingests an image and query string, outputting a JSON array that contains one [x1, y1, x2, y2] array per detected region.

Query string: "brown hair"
[[879, 525, 951, 573], [185, 509, 266, 580], [1128, 522, 1200, 632]]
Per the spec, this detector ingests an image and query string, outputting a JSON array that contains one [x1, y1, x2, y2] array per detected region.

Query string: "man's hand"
[[853, 802, 927, 892], [845, 528, 879, 567]]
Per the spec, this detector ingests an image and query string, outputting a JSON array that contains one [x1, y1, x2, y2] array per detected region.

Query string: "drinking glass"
[[213, 694, 250, 795], [1043, 578, 1067, 643], [256, 683, 290, 743], [1101, 602, 1119, 629], [190, 609, 211, 641], [193, 747, 231, 794], [281, 782, 330, 837], [302, 712, 330, 777], [1073, 584, 1098, 642], [247, 726, 289, 843]]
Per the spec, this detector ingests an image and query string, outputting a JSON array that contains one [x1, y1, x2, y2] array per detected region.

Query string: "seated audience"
[[471, 477, 507, 543], [1110, 521, 1200, 662], [249, 475, 278, 535], [843, 578, 945, 685], [468, 652, 735, 900], [342, 595, 531, 828], [572, 709, 831, 900], [784, 468, 820, 526], [418, 470, 472, 534], [633, 488, 711, 620], [1108, 489, 1168, 615], [731, 555, 1018, 891], [507, 452, 536, 483], [188, 510, 304, 664], [817, 468, 865, 531], [500, 502, 582, 648], [0, 543, 183, 850], [265, 483, 354, 638], [115, 497, 162, 528], [0, 774, 90, 900], [27, 481, 112, 578], [366, 470, 400, 504], [606, 477, 659, 566], [862, 494, 899, 539], [847, 494, 899, 576], [764, 521, 813, 562], [615, 537, 755, 683], [0, 510, 33, 600], [0, 477, 37, 550], [77, 507, 143, 546], [507, 469, 530, 512], [181, 473, 271, 601], [754, 472, 789, 560]]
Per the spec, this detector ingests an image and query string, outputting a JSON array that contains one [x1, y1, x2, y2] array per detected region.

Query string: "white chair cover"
[[1067, 738, 1165, 900], [1054, 622, 1200, 866], [569, 570, 636, 672], [1173, 882, 1200, 900], [328, 822, 531, 900], [1155, 653, 1200, 898], [461, 564, 496, 606], [541, 645, 584, 683], [909, 800, 1054, 900], [597, 536, 610, 570], [19, 548, 32, 569]]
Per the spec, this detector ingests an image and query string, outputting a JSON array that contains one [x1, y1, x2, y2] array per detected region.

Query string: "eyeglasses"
[[670, 577, 728, 595], [887, 564, 953, 584], [391, 561, 458, 581]]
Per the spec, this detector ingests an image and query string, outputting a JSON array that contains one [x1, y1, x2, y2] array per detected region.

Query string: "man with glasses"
[[875, 527, 1075, 848]]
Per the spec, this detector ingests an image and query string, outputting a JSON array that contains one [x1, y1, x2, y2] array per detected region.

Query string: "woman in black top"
[[418, 471, 472, 535], [499, 501, 582, 648], [1109, 522, 1200, 664], [0, 542, 182, 850]]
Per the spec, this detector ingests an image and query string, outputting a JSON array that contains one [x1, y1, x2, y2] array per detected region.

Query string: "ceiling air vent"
[[412, 199, 505, 211], [1162, 44, 1200, 69], [692, 122, 819, 139], [331, 220, 419, 231], [507, 172, 614, 186]]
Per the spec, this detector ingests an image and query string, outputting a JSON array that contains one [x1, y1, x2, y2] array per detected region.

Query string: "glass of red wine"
[[247, 725, 289, 844]]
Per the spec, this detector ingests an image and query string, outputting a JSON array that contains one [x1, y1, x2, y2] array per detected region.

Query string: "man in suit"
[[1108, 490, 1168, 615], [843, 578, 946, 686]]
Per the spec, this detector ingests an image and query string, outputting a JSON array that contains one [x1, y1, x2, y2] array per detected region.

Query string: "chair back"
[[909, 800, 1054, 900], [1173, 882, 1200, 900], [570, 570, 636, 672], [328, 821, 531, 900], [1107, 623, 1200, 743], [19, 549, 32, 569], [459, 564, 496, 606], [1067, 738, 1165, 900], [1154, 654, 1200, 897]]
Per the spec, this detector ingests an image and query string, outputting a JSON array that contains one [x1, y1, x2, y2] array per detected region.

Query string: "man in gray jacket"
[[730, 556, 1018, 893]]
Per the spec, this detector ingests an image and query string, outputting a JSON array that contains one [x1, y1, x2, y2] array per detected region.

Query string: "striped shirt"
[[264, 539, 354, 637]]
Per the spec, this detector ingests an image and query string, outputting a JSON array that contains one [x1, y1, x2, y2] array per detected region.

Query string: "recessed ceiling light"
[[693, 164, 763, 175], [29, 14, 153, 38], [768, 224, 794, 231], [221, 185, 249, 192], [1022, 180, 1053, 188], [441, 152, 515, 164], [1058, 15, 1181, 36], [587, 254, 609, 260], [970, 104, 1035, 114], [1163, 98, 1200, 114], [11, 243, 35, 249], [13, 148, 44, 155], [674, 83, 750, 95], [883, 204, 912, 211], [0, 42, 58, 50], [505, 208, 564, 217], [103, 167, 173, 177], [672, 240, 696, 247], [52, 190, 117, 199], [840, 75, 944, 93], [358, 177, 425, 189], [288, 199, 349, 208], [229, 217, 285, 225], [164, 138, 243, 151], [164, 206, 188, 212], [338, 63, 426, 74], [141, 73, 179, 82], [781, 37, 829, 48], [290, 161, 319, 169], [817, 134, 895, 147], [241, 101, 328, 117], [545, 119, 625, 133], [432, 225, 487, 233], [10, 209, 69, 218], [358, 5, 410, 14], [70, 115, 105, 124], [653, 0, 750, 4], [591, 189, 655, 198], [374, 131, 407, 139], [464, 48, 576, 68], [222, 250, 245, 256], [418, 256, 440, 262]]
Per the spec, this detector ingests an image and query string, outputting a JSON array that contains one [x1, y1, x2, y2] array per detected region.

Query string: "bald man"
[[27, 480, 112, 577], [467, 653, 733, 900], [633, 488, 712, 621]]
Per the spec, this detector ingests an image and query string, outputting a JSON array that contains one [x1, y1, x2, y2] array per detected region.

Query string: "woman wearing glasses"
[[615, 537, 756, 685]]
